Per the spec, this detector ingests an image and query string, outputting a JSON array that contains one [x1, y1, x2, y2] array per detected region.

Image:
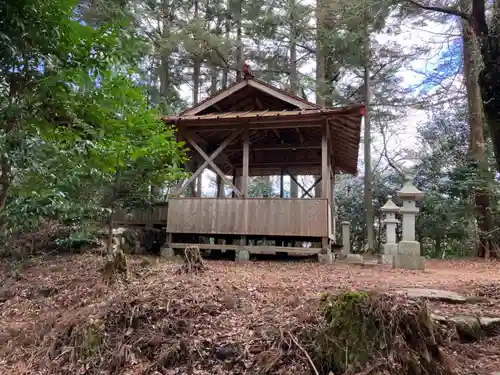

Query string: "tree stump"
[[102, 240, 129, 284], [176, 245, 206, 274]]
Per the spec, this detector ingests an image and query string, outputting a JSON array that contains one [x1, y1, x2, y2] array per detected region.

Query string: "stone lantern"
[[379, 195, 399, 265], [394, 174, 425, 270]]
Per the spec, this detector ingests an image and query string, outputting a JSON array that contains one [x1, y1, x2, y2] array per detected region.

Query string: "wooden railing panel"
[[114, 204, 169, 224], [167, 198, 328, 237]]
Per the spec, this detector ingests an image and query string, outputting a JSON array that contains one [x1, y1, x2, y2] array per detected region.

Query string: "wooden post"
[[321, 121, 330, 254], [196, 168, 202, 197], [280, 169, 284, 198], [321, 122, 329, 198], [242, 127, 249, 197], [290, 175, 298, 197], [216, 175, 224, 198], [330, 169, 335, 238], [232, 171, 236, 198]]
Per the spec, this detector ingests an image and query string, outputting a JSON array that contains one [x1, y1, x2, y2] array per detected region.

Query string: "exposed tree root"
[[176, 245, 206, 274]]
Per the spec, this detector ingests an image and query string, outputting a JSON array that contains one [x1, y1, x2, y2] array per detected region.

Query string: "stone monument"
[[393, 174, 425, 270], [380, 195, 399, 265]]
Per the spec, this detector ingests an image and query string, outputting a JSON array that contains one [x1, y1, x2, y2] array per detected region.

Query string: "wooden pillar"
[[242, 127, 249, 197], [321, 121, 330, 252], [290, 175, 298, 197], [231, 171, 236, 198], [280, 169, 284, 198], [216, 175, 224, 198], [330, 168, 335, 238], [196, 172, 202, 197], [321, 123, 329, 198]]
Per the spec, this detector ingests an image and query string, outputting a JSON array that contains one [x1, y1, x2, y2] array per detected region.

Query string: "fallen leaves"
[[0, 255, 499, 374]]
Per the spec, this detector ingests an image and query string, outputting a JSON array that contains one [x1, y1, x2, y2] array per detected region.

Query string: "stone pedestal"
[[379, 196, 400, 265], [236, 249, 250, 262], [345, 253, 364, 265], [160, 246, 175, 259], [341, 221, 351, 254], [318, 253, 333, 264], [393, 241, 425, 270]]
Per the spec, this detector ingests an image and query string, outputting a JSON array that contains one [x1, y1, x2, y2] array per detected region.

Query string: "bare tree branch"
[[403, 0, 471, 21]]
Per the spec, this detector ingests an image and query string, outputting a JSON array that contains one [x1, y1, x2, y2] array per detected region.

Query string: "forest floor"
[[1, 254, 500, 375]]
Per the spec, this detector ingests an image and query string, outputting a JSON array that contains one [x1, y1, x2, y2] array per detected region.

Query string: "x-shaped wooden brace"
[[300, 176, 321, 198], [172, 130, 243, 197], [286, 171, 322, 198]]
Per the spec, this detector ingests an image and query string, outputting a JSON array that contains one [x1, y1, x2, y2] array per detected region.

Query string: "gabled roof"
[[179, 78, 322, 117]]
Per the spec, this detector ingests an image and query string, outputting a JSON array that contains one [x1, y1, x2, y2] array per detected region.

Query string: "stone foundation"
[[392, 254, 425, 270], [160, 247, 175, 259], [345, 253, 364, 265], [236, 249, 250, 262], [318, 253, 333, 264]]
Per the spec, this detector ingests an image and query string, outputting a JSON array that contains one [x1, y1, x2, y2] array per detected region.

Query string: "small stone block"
[[378, 254, 393, 265], [318, 253, 333, 264], [397, 240, 421, 256], [345, 254, 364, 265], [160, 247, 175, 259], [383, 243, 398, 256], [392, 254, 425, 270], [235, 250, 250, 262]]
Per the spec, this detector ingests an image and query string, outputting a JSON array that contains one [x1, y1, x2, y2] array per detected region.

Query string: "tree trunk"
[[0, 156, 12, 211], [235, 0, 243, 81], [363, 13, 375, 251], [159, 0, 171, 111], [434, 237, 443, 258], [462, 0, 495, 257], [222, 12, 230, 89]]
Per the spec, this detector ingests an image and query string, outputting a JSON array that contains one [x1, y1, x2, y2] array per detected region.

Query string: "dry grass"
[[0, 255, 499, 374]]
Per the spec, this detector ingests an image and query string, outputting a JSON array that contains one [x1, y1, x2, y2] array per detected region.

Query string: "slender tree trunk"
[[235, 0, 243, 81], [461, 0, 494, 257], [363, 12, 375, 251], [289, 6, 299, 198], [222, 12, 230, 89], [160, 0, 171, 109], [0, 156, 12, 211], [289, 0, 298, 94], [314, 0, 325, 199]]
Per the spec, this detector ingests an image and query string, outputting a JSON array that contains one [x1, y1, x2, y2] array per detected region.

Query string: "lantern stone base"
[[236, 249, 250, 262], [392, 241, 425, 270], [160, 247, 175, 259], [379, 244, 398, 265], [318, 253, 333, 264], [345, 253, 364, 265]]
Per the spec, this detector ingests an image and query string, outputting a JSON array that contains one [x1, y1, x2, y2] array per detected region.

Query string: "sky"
[[176, 8, 462, 196]]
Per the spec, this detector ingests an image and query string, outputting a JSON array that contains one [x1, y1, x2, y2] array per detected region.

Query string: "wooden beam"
[[247, 79, 318, 110], [300, 177, 321, 198], [170, 243, 321, 255], [180, 80, 248, 116], [183, 130, 234, 169], [187, 134, 243, 197], [173, 130, 242, 197], [287, 172, 313, 198], [226, 141, 321, 152], [242, 127, 249, 197], [321, 122, 329, 198]]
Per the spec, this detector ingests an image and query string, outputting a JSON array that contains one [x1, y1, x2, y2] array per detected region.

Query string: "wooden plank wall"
[[114, 204, 169, 225], [167, 198, 328, 237]]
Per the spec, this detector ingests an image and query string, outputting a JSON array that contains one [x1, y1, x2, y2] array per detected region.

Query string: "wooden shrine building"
[[162, 76, 364, 257]]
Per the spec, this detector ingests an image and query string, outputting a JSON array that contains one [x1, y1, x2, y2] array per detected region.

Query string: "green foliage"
[[0, 0, 186, 255], [248, 177, 278, 197]]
